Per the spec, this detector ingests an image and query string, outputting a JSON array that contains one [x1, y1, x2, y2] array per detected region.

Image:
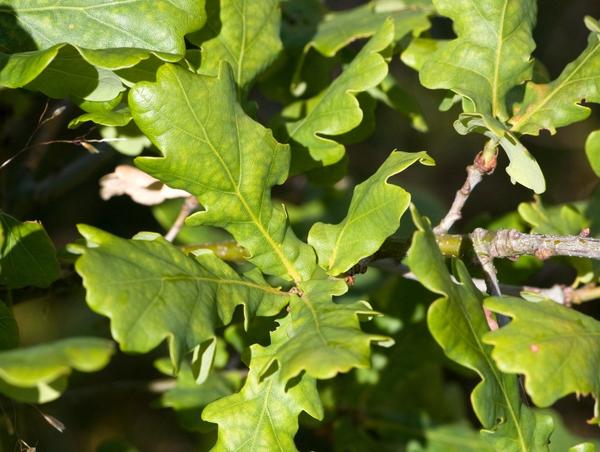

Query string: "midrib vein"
[[492, 0, 509, 118], [511, 41, 600, 131], [172, 70, 302, 282]]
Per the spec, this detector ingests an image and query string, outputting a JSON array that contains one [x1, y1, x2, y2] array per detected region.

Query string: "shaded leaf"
[[155, 358, 243, 432], [420, 0, 537, 122], [76, 226, 290, 372], [369, 74, 428, 132], [262, 278, 391, 382], [308, 150, 433, 275], [0, 211, 60, 289], [0, 337, 113, 403], [407, 423, 495, 451], [406, 207, 553, 450], [484, 297, 600, 408], [283, 20, 394, 170], [586, 130, 600, 178], [202, 340, 323, 451], [130, 63, 315, 282], [510, 18, 600, 135], [0, 301, 18, 350], [26, 46, 124, 101], [190, 0, 283, 89]]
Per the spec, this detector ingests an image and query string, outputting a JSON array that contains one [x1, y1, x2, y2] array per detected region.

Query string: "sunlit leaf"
[[261, 278, 391, 382], [406, 207, 553, 450], [308, 151, 433, 275], [202, 339, 323, 451], [510, 18, 600, 135], [0, 0, 205, 88], [76, 226, 290, 372], [130, 63, 316, 282], [304, 0, 431, 59], [283, 20, 394, 171], [484, 297, 600, 408], [189, 0, 283, 89], [0, 337, 113, 403], [420, 0, 537, 122]]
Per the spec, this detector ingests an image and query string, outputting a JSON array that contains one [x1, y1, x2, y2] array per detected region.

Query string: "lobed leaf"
[[308, 150, 433, 275], [0, 0, 205, 88], [283, 20, 394, 170], [130, 63, 316, 282], [261, 278, 391, 382], [0, 211, 60, 289], [202, 340, 323, 451], [76, 226, 290, 373], [304, 0, 431, 59], [484, 297, 600, 408], [420, 0, 537, 122], [189, 0, 283, 89], [510, 18, 600, 135], [0, 337, 114, 403], [406, 207, 553, 451]]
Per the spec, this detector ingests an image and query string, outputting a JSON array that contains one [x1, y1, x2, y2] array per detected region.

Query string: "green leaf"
[[0, 0, 205, 88], [401, 37, 448, 71], [0, 301, 18, 351], [100, 124, 151, 156], [308, 151, 433, 275], [420, 0, 537, 122], [586, 130, 600, 177], [130, 63, 316, 282], [543, 409, 600, 452], [407, 423, 495, 451], [518, 200, 588, 236], [75, 226, 290, 372], [303, 0, 431, 59], [25, 46, 125, 101], [283, 20, 394, 170], [261, 278, 391, 382], [483, 296, 600, 408], [497, 132, 546, 194], [0, 211, 60, 289], [189, 0, 283, 89], [406, 208, 553, 451], [156, 358, 243, 432], [369, 73, 428, 132], [202, 340, 323, 451], [0, 337, 113, 403], [453, 114, 546, 193], [510, 18, 600, 135]]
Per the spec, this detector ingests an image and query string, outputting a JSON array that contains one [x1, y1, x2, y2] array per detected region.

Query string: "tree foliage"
[[1, 0, 600, 450]]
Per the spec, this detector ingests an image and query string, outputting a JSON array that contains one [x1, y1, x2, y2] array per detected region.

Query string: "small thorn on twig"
[[580, 228, 591, 238]]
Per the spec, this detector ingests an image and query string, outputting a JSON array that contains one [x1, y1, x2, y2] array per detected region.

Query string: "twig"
[[469, 228, 600, 260], [433, 145, 498, 235], [375, 261, 600, 306], [0, 102, 67, 171], [165, 197, 199, 242]]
